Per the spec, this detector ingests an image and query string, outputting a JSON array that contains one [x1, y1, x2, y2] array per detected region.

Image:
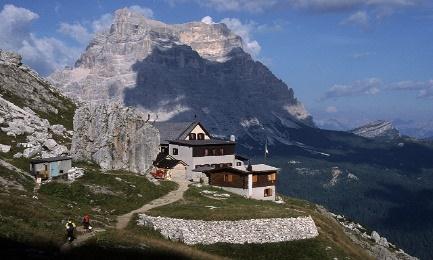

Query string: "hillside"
[[244, 126, 433, 259], [0, 50, 77, 174], [1, 160, 415, 260]]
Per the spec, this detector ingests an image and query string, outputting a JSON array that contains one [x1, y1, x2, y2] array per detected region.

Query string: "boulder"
[[71, 102, 159, 173], [0, 144, 11, 153]]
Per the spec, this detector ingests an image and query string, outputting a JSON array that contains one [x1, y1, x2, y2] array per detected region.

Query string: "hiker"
[[65, 219, 76, 242], [82, 214, 92, 231]]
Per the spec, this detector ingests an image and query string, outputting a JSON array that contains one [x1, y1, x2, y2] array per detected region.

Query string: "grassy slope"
[[145, 186, 373, 260], [0, 163, 176, 250], [0, 161, 376, 259]]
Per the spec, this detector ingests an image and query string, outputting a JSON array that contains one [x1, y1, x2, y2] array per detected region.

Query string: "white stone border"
[[137, 214, 319, 245]]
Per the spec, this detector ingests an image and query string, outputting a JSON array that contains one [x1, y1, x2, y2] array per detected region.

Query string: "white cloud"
[[326, 106, 338, 113], [0, 4, 79, 75], [58, 22, 92, 44], [389, 79, 433, 99], [173, 0, 419, 13], [201, 16, 215, 24], [92, 13, 114, 32], [220, 18, 261, 57], [321, 78, 382, 100], [342, 11, 370, 28], [351, 51, 374, 59], [128, 5, 154, 18]]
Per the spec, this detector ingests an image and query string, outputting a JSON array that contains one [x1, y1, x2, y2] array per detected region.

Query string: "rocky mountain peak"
[[49, 8, 313, 147], [350, 120, 400, 139]]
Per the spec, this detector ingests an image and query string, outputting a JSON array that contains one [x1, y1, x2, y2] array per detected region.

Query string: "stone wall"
[[137, 214, 319, 245], [71, 102, 159, 173]]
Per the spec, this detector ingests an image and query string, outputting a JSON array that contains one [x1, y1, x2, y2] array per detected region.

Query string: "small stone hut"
[[30, 156, 72, 180]]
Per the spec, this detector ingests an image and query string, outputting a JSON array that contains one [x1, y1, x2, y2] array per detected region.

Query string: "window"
[[189, 133, 196, 140], [264, 188, 273, 197], [197, 133, 205, 140], [227, 163, 232, 167], [172, 148, 178, 155], [236, 162, 242, 166], [268, 173, 276, 181], [204, 149, 209, 156], [224, 174, 233, 182], [252, 175, 258, 183], [60, 170, 64, 174], [212, 149, 216, 156], [44, 164, 48, 171], [220, 148, 224, 155]]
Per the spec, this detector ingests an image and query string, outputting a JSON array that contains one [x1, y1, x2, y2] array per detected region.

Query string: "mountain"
[[0, 50, 76, 167], [350, 120, 400, 140], [392, 119, 433, 139], [314, 118, 349, 131], [49, 8, 313, 147]]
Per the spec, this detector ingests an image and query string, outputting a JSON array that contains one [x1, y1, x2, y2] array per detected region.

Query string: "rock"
[[0, 50, 22, 65], [71, 102, 159, 173], [137, 214, 319, 245], [0, 144, 11, 153], [49, 8, 314, 148], [43, 139, 57, 150], [13, 152, 22, 158], [350, 120, 400, 140], [371, 231, 381, 243], [67, 167, 85, 181], [23, 145, 42, 158], [50, 124, 66, 136]]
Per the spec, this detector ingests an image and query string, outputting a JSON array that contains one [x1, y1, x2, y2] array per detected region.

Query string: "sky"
[[0, 0, 432, 133]]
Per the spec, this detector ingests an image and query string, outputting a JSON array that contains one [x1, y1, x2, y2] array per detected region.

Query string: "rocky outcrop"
[[0, 50, 76, 128], [137, 214, 319, 245], [317, 206, 417, 260], [350, 120, 400, 140], [49, 8, 313, 147], [0, 95, 70, 159], [71, 102, 159, 173]]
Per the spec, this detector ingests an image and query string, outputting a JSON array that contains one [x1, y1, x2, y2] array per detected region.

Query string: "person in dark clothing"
[[65, 220, 76, 242], [82, 214, 91, 231]]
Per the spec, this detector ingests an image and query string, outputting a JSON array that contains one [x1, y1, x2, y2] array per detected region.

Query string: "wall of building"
[[192, 154, 236, 168], [208, 171, 247, 188], [217, 186, 250, 197], [185, 124, 210, 140], [192, 145, 235, 157], [253, 172, 277, 188], [250, 185, 276, 201]]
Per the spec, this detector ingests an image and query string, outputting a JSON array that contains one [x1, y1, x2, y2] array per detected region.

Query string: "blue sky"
[[0, 0, 432, 132]]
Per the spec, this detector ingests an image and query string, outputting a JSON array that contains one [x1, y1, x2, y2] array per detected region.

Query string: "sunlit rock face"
[[350, 120, 400, 140], [71, 102, 159, 173], [50, 7, 314, 147]]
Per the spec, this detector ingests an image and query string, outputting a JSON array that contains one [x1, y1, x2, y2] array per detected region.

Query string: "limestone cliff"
[[50, 8, 314, 147], [71, 102, 159, 173]]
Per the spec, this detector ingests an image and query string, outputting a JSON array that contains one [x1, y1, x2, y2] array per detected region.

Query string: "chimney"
[[247, 160, 252, 172], [229, 135, 236, 142]]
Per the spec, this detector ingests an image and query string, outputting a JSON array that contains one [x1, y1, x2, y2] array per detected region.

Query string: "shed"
[[152, 153, 188, 180], [30, 156, 72, 179]]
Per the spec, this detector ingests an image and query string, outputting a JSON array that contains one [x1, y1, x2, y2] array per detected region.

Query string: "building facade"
[[204, 164, 278, 201], [153, 121, 245, 181], [30, 156, 72, 180]]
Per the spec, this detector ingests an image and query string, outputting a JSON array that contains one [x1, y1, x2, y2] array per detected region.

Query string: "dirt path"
[[60, 227, 106, 252], [116, 178, 189, 230]]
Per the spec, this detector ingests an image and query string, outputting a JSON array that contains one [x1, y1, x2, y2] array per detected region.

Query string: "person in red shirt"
[[82, 214, 91, 231]]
